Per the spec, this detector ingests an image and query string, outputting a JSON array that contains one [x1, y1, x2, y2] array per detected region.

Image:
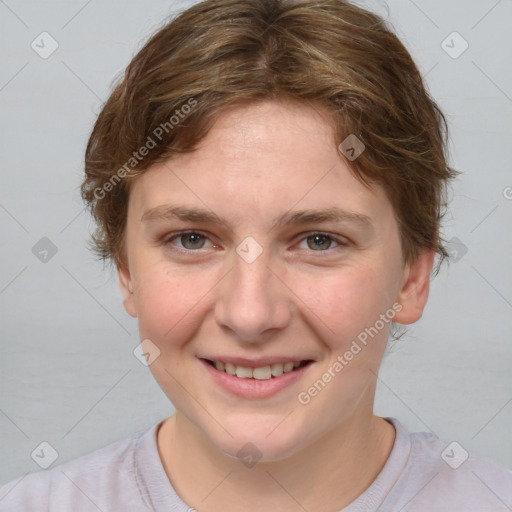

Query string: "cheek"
[[134, 262, 214, 342], [296, 265, 395, 349]]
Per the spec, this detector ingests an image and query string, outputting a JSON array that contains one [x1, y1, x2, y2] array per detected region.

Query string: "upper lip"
[[199, 356, 314, 368]]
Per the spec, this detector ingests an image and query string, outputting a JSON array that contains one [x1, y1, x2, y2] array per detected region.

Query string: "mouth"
[[200, 357, 314, 399], [201, 358, 314, 380]]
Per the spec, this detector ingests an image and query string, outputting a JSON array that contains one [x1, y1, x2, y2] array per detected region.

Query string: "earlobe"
[[117, 264, 138, 318], [393, 249, 435, 325]]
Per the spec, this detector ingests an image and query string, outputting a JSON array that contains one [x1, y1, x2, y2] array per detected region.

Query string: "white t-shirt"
[[1, 417, 511, 511]]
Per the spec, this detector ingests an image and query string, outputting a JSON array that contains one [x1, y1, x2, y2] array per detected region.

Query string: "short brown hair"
[[81, 0, 457, 270]]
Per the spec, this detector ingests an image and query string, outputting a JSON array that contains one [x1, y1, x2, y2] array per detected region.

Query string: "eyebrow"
[[140, 204, 373, 230]]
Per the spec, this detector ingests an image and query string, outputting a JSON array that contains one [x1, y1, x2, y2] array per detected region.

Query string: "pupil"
[[309, 234, 330, 250], [183, 233, 203, 248]]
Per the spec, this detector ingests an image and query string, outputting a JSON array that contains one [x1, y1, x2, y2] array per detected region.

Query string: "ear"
[[393, 248, 435, 325], [117, 264, 138, 318]]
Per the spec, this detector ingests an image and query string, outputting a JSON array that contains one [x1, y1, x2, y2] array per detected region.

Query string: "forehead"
[[128, 100, 392, 228], [191, 100, 340, 176]]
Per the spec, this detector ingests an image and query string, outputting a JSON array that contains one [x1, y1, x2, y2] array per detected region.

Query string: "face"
[[118, 100, 433, 462]]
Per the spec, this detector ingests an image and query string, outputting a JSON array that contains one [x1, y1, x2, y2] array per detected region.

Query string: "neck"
[[157, 407, 395, 512]]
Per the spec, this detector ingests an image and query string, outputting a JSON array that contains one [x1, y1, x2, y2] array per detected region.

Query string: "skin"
[[118, 99, 434, 511]]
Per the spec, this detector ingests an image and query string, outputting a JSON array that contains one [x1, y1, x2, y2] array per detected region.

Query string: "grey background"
[[0, 0, 511, 486]]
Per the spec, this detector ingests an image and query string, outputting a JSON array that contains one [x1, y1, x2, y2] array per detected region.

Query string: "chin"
[[209, 418, 310, 464]]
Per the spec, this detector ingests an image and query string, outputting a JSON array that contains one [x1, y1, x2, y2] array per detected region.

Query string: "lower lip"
[[200, 359, 313, 399]]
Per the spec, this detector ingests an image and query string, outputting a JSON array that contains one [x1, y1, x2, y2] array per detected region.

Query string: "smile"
[[204, 359, 312, 380], [200, 357, 314, 399]]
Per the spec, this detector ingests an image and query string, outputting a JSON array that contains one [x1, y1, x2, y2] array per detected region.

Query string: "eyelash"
[[161, 230, 349, 255]]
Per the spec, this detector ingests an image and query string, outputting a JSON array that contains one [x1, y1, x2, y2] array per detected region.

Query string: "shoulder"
[[388, 420, 512, 511], [0, 426, 153, 512]]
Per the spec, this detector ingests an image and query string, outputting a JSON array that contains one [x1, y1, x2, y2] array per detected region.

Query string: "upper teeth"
[[213, 361, 302, 380]]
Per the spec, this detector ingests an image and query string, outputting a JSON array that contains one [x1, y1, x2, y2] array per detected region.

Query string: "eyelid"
[[163, 230, 217, 251], [294, 231, 350, 251], [161, 230, 350, 254]]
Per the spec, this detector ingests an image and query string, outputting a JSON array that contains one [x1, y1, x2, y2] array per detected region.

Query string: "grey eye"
[[305, 234, 335, 251], [179, 233, 206, 249]]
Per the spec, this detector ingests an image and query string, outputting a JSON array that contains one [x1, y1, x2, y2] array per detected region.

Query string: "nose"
[[214, 250, 292, 343]]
